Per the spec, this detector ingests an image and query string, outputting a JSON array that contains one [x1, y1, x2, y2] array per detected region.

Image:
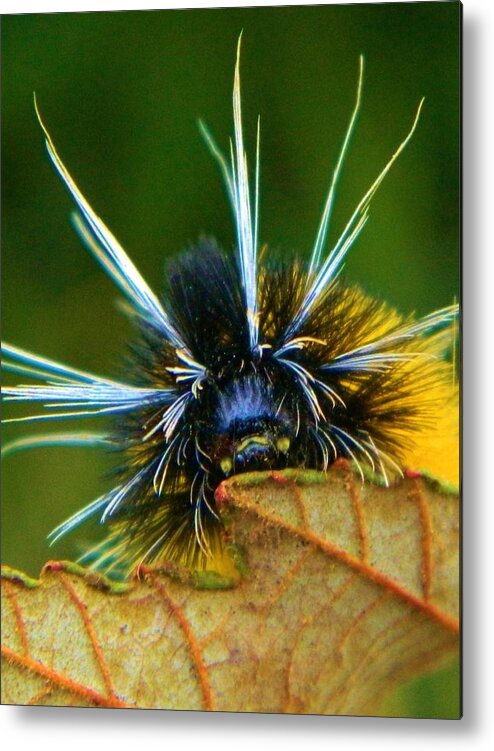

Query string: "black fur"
[[104, 239, 440, 569]]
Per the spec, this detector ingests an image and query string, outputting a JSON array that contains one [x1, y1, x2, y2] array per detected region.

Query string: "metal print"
[[1, 2, 461, 717]]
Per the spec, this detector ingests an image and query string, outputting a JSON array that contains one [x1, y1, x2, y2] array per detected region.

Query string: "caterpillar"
[[2, 39, 458, 577]]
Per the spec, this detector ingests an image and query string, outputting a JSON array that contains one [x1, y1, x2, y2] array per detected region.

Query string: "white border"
[[2, 0, 494, 748]]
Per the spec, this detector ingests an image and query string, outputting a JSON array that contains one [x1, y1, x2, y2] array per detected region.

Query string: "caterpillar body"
[[2, 41, 458, 576]]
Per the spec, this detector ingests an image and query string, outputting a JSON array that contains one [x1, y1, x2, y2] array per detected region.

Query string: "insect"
[[2, 39, 458, 576]]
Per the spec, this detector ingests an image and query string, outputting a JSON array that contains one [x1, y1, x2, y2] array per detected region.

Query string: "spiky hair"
[[2, 38, 458, 576]]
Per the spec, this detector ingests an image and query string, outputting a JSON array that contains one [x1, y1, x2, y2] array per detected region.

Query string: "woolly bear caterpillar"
[[2, 38, 458, 576]]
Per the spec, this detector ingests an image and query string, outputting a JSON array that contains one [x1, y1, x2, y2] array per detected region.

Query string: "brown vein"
[[335, 591, 389, 653], [198, 609, 234, 650], [270, 471, 309, 528], [3, 579, 29, 655], [145, 571, 214, 711], [1, 645, 129, 708], [283, 573, 358, 713], [261, 547, 313, 616], [27, 686, 54, 705], [224, 491, 459, 634], [410, 478, 433, 600], [343, 463, 370, 562], [324, 609, 416, 710], [59, 572, 117, 699]]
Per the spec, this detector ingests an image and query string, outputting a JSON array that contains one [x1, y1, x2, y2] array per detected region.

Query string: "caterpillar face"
[[202, 375, 294, 474], [2, 41, 458, 576], [163, 248, 309, 479]]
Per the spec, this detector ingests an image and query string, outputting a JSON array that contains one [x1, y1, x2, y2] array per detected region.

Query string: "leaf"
[[1, 462, 459, 715]]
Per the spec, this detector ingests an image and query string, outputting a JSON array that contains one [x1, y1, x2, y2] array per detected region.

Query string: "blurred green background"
[[2, 3, 460, 717]]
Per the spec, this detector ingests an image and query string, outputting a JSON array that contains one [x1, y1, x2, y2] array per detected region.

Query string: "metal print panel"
[[1, 1, 461, 718]]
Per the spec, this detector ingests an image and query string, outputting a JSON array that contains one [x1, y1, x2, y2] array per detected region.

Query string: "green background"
[[2, 2, 460, 718]]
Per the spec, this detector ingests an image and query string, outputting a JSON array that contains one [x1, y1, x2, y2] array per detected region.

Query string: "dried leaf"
[[1, 463, 459, 715]]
